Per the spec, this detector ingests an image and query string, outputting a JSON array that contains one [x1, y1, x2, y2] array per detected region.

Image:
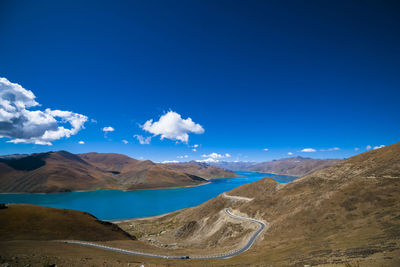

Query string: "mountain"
[[79, 152, 207, 190], [248, 156, 342, 176], [159, 161, 238, 179], [210, 161, 257, 171], [0, 151, 208, 193], [0, 204, 134, 241], [122, 142, 400, 266], [211, 156, 342, 176]]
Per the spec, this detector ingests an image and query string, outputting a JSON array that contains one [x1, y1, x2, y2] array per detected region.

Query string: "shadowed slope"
[[0, 204, 135, 241]]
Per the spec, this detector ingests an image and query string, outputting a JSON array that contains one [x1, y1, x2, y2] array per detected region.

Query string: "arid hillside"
[[121, 142, 400, 266]]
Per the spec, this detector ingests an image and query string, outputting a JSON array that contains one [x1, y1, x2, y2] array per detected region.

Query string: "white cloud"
[[320, 147, 340, 152], [0, 77, 88, 145], [373, 145, 385, 150], [354, 147, 360, 151], [301, 148, 316, 152], [201, 152, 231, 159], [141, 111, 204, 143], [366, 145, 372, 150], [78, 141, 85, 144], [162, 160, 179, 163], [122, 140, 128, 144], [192, 148, 197, 152], [90, 119, 97, 124], [196, 158, 219, 163], [102, 126, 114, 132], [177, 155, 189, 159], [263, 148, 269, 151], [288, 152, 293, 155], [134, 134, 151, 145], [193, 144, 199, 148]]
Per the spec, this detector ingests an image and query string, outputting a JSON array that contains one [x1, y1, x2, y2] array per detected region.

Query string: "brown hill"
[[79, 152, 207, 190], [0, 204, 134, 241], [248, 156, 342, 176], [122, 142, 400, 266], [0, 151, 115, 193], [0, 151, 208, 193], [159, 161, 238, 179]]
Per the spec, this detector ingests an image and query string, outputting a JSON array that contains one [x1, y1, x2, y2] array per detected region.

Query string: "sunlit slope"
[[125, 142, 400, 265]]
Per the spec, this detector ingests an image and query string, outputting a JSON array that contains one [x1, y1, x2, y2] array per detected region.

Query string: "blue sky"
[[0, 0, 399, 162]]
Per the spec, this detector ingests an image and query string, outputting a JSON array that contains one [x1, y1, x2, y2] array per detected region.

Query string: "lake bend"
[[0, 171, 296, 221]]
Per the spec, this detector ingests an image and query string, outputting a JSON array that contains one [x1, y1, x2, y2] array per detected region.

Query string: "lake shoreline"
[[0, 172, 297, 221], [0, 180, 213, 195]]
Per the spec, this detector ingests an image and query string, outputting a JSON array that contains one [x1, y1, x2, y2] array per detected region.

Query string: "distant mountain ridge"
[[159, 161, 238, 179], [210, 156, 342, 176]]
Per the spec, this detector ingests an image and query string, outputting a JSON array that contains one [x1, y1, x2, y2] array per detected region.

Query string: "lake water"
[[0, 171, 295, 220]]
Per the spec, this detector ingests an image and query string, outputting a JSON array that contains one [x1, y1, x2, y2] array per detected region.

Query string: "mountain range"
[[0, 151, 236, 193], [210, 156, 342, 176]]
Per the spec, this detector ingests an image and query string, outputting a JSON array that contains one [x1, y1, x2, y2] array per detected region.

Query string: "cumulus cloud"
[[122, 140, 128, 144], [301, 148, 316, 152], [366, 145, 372, 150], [141, 111, 204, 143], [0, 77, 88, 145], [320, 147, 340, 152], [102, 126, 114, 132], [162, 160, 179, 163], [196, 158, 220, 163], [288, 152, 293, 155], [78, 141, 85, 144], [177, 155, 189, 159], [354, 147, 360, 151], [199, 152, 230, 163], [193, 144, 199, 148], [263, 148, 269, 151], [373, 145, 385, 150], [134, 134, 151, 145], [192, 148, 197, 152], [201, 152, 231, 159]]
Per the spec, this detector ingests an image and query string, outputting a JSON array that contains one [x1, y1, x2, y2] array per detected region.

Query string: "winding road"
[[63, 207, 265, 260]]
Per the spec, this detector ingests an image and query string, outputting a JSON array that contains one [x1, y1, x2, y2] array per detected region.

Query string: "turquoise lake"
[[0, 171, 295, 221]]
